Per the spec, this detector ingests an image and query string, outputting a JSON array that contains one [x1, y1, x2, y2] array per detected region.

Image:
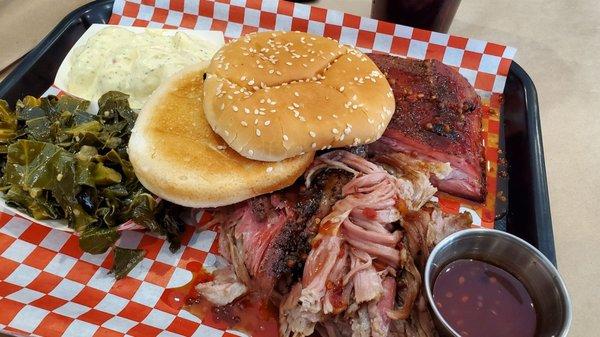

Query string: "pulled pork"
[[280, 151, 471, 337], [201, 150, 473, 337]]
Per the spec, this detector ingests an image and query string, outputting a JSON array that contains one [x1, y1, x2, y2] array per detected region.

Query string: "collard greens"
[[0, 93, 185, 279]]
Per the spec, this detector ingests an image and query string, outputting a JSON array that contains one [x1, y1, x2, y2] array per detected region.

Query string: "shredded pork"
[[280, 150, 466, 337], [201, 150, 474, 337], [195, 268, 248, 306]]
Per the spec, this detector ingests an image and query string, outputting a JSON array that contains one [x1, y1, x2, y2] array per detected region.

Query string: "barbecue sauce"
[[160, 262, 278, 337], [432, 259, 537, 337]]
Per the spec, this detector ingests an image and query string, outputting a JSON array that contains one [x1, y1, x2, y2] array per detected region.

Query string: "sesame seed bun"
[[203, 31, 395, 162], [128, 62, 314, 208]]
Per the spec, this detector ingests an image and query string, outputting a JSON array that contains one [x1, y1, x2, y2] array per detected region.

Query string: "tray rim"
[[0, 0, 112, 98], [0, 0, 556, 263], [506, 62, 556, 264]]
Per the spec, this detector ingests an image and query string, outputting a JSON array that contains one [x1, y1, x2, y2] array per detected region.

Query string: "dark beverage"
[[371, 0, 461, 33]]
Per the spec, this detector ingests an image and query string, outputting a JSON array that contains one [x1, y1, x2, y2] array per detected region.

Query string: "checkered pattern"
[[0, 210, 231, 337], [1, 0, 516, 335]]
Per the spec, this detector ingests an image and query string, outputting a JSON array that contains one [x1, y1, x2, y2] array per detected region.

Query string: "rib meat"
[[367, 54, 486, 201]]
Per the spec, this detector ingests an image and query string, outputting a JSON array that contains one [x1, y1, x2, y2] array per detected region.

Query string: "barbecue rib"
[[367, 54, 486, 201]]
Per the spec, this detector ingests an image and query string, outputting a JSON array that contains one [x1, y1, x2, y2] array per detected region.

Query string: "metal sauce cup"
[[424, 228, 571, 337]]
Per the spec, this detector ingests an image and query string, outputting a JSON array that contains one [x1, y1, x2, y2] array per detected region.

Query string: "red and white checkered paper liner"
[[1, 1, 516, 336]]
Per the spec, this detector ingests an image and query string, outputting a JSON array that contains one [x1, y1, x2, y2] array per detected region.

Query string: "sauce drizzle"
[[161, 262, 278, 337]]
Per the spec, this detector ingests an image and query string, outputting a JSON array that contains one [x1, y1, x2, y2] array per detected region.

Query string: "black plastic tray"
[[0, 0, 556, 265]]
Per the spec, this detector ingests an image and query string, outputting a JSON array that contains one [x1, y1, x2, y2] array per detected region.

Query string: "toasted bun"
[[203, 31, 395, 162], [128, 63, 314, 208]]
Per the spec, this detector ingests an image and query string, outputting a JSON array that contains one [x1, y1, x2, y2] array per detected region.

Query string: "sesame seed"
[[248, 80, 255, 85], [269, 69, 275, 74], [254, 119, 259, 125], [248, 149, 254, 155], [332, 114, 338, 119], [294, 110, 300, 117], [352, 105, 358, 109], [244, 108, 250, 114], [220, 103, 225, 110], [311, 142, 317, 149], [264, 120, 271, 126], [293, 102, 300, 108], [309, 131, 316, 137], [260, 99, 265, 103], [256, 129, 261, 136], [266, 166, 273, 173], [317, 115, 322, 120], [294, 92, 300, 97], [232, 106, 239, 112], [332, 128, 339, 134], [241, 121, 248, 126], [241, 76, 246, 81], [286, 62, 292, 66], [283, 134, 289, 141], [339, 86, 345, 92]]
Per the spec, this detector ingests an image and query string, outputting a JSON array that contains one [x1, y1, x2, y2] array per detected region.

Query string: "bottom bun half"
[[128, 63, 314, 208]]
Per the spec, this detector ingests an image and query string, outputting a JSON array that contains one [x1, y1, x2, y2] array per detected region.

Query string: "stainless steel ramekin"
[[424, 228, 572, 337]]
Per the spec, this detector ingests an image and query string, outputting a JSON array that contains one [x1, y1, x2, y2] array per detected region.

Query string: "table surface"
[[1, 0, 598, 335]]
